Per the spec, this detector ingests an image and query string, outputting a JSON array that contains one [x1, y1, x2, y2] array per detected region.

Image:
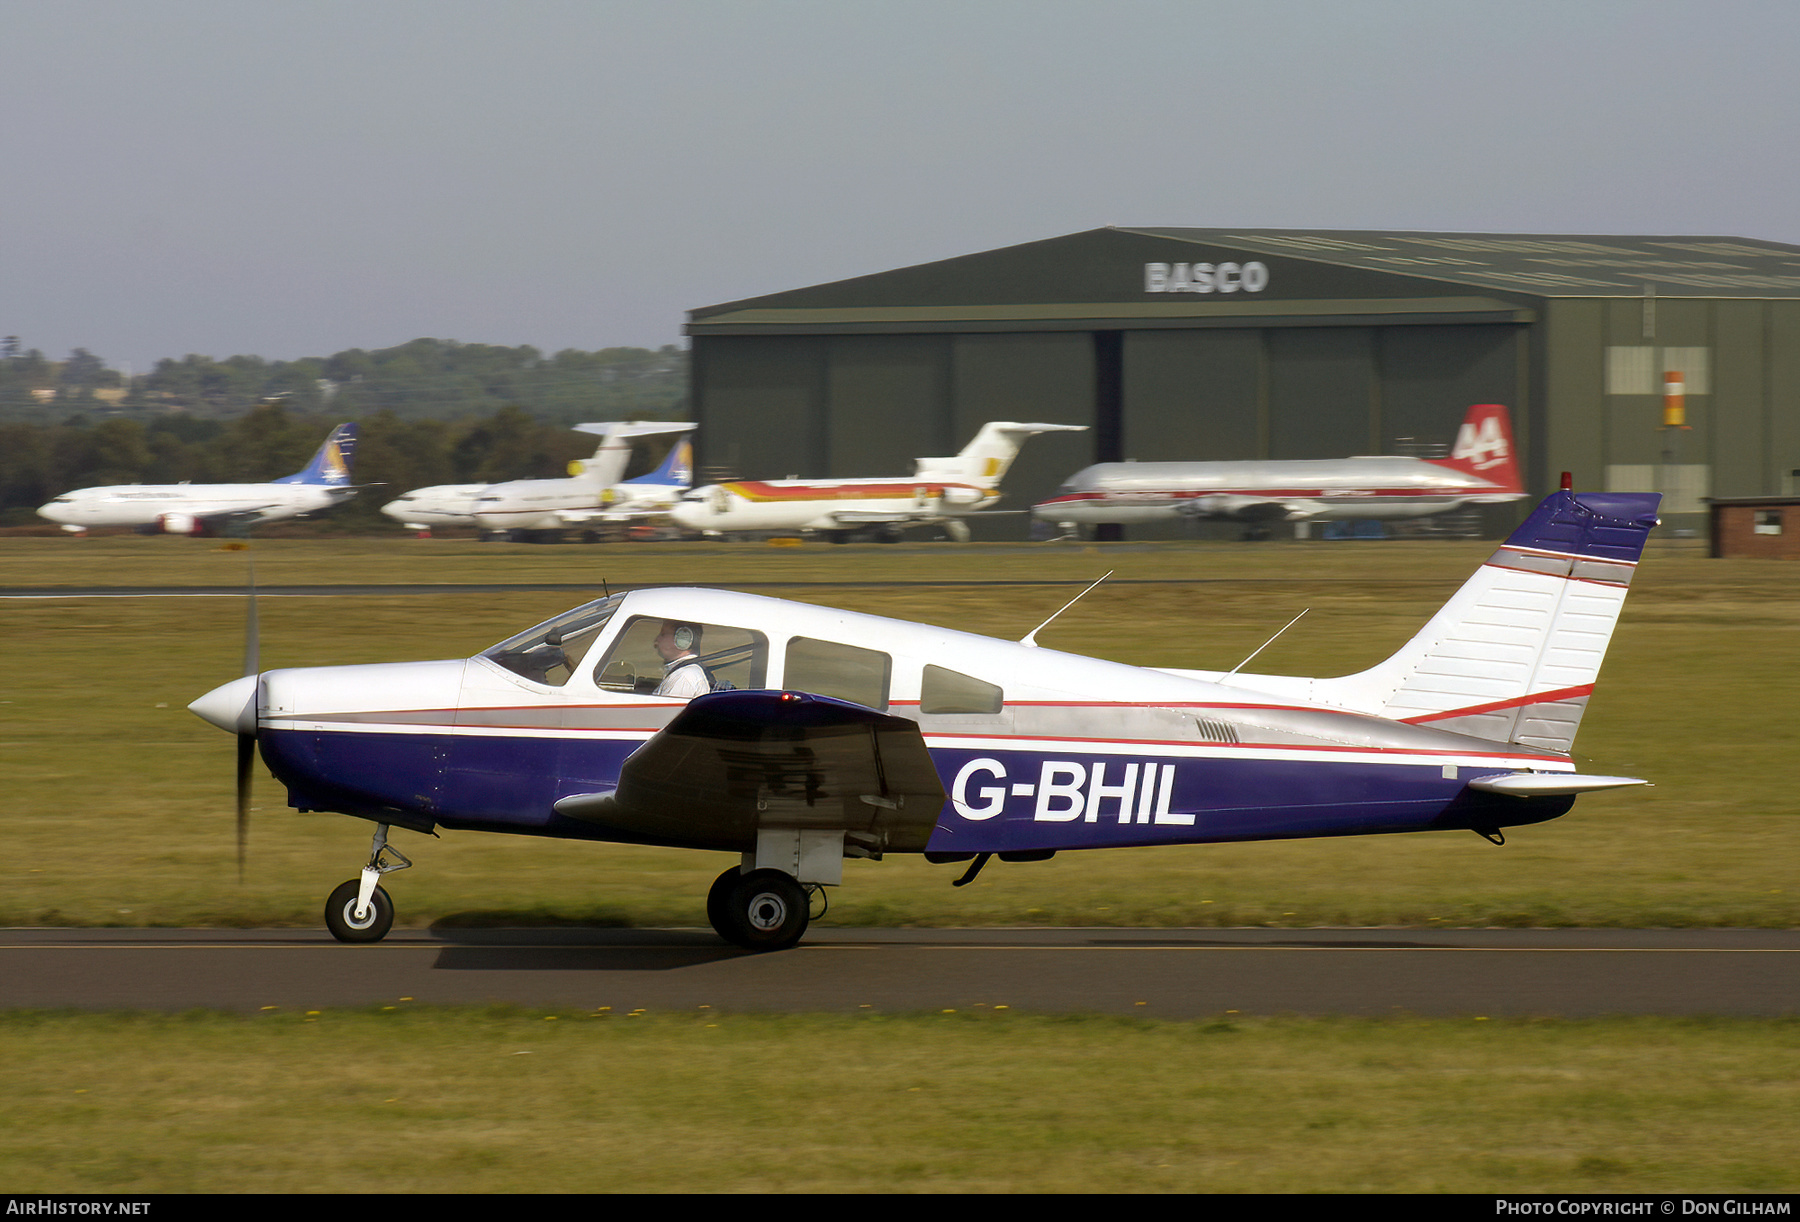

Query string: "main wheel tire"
[[705, 865, 742, 940], [324, 879, 394, 943], [718, 869, 809, 951]]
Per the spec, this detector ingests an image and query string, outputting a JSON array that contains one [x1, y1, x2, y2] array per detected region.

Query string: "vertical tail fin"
[[1310, 489, 1661, 753], [274, 423, 356, 486], [623, 437, 694, 489], [1427, 403, 1522, 493], [569, 421, 697, 486], [914, 421, 1087, 485]]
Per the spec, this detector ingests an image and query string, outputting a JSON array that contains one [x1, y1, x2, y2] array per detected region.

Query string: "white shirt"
[[654, 656, 710, 698]]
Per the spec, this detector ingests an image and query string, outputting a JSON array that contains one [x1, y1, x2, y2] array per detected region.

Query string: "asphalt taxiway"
[[3, 927, 1794, 1016]]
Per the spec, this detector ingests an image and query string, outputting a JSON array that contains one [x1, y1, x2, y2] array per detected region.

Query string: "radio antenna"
[[1226, 608, 1308, 676], [1020, 572, 1113, 648]]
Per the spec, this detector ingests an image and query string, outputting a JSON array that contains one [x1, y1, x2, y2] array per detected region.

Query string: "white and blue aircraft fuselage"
[[190, 487, 1661, 949], [40, 423, 359, 535], [382, 422, 696, 536], [467, 423, 697, 538]]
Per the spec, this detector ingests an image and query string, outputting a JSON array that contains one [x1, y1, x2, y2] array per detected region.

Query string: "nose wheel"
[[324, 823, 411, 943], [707, 867, 810, 951], [325, 879, 394, 943]]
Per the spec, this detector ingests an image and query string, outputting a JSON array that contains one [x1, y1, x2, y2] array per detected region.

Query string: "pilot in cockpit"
[[652, 621, 711, 698]]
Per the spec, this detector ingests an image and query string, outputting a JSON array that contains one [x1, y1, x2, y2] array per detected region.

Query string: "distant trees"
[[0, 337, 686, 426]]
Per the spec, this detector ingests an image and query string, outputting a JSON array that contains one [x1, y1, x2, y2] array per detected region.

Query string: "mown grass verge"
[[2, 1008, 1795, 1193]]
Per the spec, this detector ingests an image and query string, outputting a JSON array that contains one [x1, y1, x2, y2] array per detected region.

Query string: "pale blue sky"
[[3, 0, 1797, 370]]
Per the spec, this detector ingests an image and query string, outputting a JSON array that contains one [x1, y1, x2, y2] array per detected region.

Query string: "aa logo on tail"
[[1451, 412, 1511, 470]]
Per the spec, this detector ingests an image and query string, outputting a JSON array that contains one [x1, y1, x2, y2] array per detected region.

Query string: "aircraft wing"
[[1176, 495, 1303, 523], [553, 690, 945, 854], [555, 499, 677, 524], [191, 502, 291, 529], [826, 510, 939, 524]]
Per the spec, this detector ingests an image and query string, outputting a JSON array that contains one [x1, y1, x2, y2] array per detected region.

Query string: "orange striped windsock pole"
[[1663, 370, 1689, 429]]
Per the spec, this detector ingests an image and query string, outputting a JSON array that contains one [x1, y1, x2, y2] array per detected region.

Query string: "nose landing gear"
[[324, 823, 412, 943]]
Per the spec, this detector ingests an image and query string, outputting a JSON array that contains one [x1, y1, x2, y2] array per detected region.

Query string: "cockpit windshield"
[[480, 594, 625, 686]]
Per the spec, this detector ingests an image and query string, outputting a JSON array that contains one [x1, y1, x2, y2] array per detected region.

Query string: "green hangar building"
[[685, 228, 1800, 536]]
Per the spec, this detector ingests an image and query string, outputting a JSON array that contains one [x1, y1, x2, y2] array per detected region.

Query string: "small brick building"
[[1708, 496, 1800, 558]]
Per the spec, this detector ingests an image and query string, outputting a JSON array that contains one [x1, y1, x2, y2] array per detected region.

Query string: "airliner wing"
[[826, 510, 937, 525], [557, 504, 668, 524], [1177, 495, 1299, 522]]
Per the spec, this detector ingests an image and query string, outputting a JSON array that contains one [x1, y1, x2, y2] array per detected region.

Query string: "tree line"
[[0, 337, 688, 528]]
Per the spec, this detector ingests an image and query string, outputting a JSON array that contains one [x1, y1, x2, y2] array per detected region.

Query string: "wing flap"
[[554, 690, 945, 853]]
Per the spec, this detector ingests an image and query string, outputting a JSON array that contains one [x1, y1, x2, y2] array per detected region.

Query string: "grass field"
[[1, 532, 1794, 931], [3, 1009, 1796, 1193]]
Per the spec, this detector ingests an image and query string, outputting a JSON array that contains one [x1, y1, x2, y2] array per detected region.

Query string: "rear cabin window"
[[919, 664, 1004, 715], [593, 617, 768, 695], [784, 637, 892, 710]]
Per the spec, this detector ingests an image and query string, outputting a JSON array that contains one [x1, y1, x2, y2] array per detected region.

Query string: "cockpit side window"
[[479, 594, 624, 687], [919, 664, 1003, 715], [594, 617, 769, 694], [784, 637, 892, 711]]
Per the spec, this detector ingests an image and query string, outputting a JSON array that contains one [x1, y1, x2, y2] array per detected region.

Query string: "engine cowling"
[[157, 512, 200, 535]]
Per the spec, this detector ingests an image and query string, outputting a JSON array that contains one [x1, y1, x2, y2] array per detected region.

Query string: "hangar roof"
[[1122, 228, 1800, 297], [687, 228, 1800, 336]]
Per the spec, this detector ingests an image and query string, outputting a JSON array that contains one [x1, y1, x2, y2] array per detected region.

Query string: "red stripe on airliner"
[[1036, 488, 1486, 505], [1399, 684, 1595, 725]]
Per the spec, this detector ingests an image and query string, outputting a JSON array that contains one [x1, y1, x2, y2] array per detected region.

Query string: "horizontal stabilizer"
[[571, 421, 698, 440], [1467, 773, 1646, 797], [916, 421, 1087, 485]]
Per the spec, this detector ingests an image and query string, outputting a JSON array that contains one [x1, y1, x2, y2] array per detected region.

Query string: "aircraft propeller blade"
[[242, 558, 259, 679], [237, 558, 259, 882], [236, 731, 254, 882]]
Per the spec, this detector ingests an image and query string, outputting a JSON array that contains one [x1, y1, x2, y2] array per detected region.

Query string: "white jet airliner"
[[38, 423, 359, 536], [464, 422, 697, 541], [669, 421, 1086, 542], [1033, 404, 1524, 532]]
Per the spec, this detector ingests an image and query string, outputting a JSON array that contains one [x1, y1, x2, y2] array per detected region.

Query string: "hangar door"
[[1120, 324, 1524, 463]]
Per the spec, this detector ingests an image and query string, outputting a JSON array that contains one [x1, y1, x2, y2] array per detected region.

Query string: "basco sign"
[[1144, 261, 1269, 294]]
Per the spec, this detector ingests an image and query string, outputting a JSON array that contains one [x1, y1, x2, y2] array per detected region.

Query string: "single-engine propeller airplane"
[[190, 483, 1659, 950]]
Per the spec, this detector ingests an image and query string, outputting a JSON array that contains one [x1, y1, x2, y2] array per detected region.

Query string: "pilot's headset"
[[671, 623, 700, 653]]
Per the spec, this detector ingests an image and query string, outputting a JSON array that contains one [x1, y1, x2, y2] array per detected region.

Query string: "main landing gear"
[[706, 865, 820, 951], [324, 823, 412, 943], [318, 827, 823, 952]]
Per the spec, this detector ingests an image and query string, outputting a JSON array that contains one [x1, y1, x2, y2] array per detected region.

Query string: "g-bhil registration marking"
[[953, 758, 1190, 825]]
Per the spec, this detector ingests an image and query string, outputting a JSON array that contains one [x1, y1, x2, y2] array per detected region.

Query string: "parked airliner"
[[1033, 404, 1524, 533], [38, 423, 359, 535], [669, 421, 1085, 542], [466, 422, 696, 541]]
